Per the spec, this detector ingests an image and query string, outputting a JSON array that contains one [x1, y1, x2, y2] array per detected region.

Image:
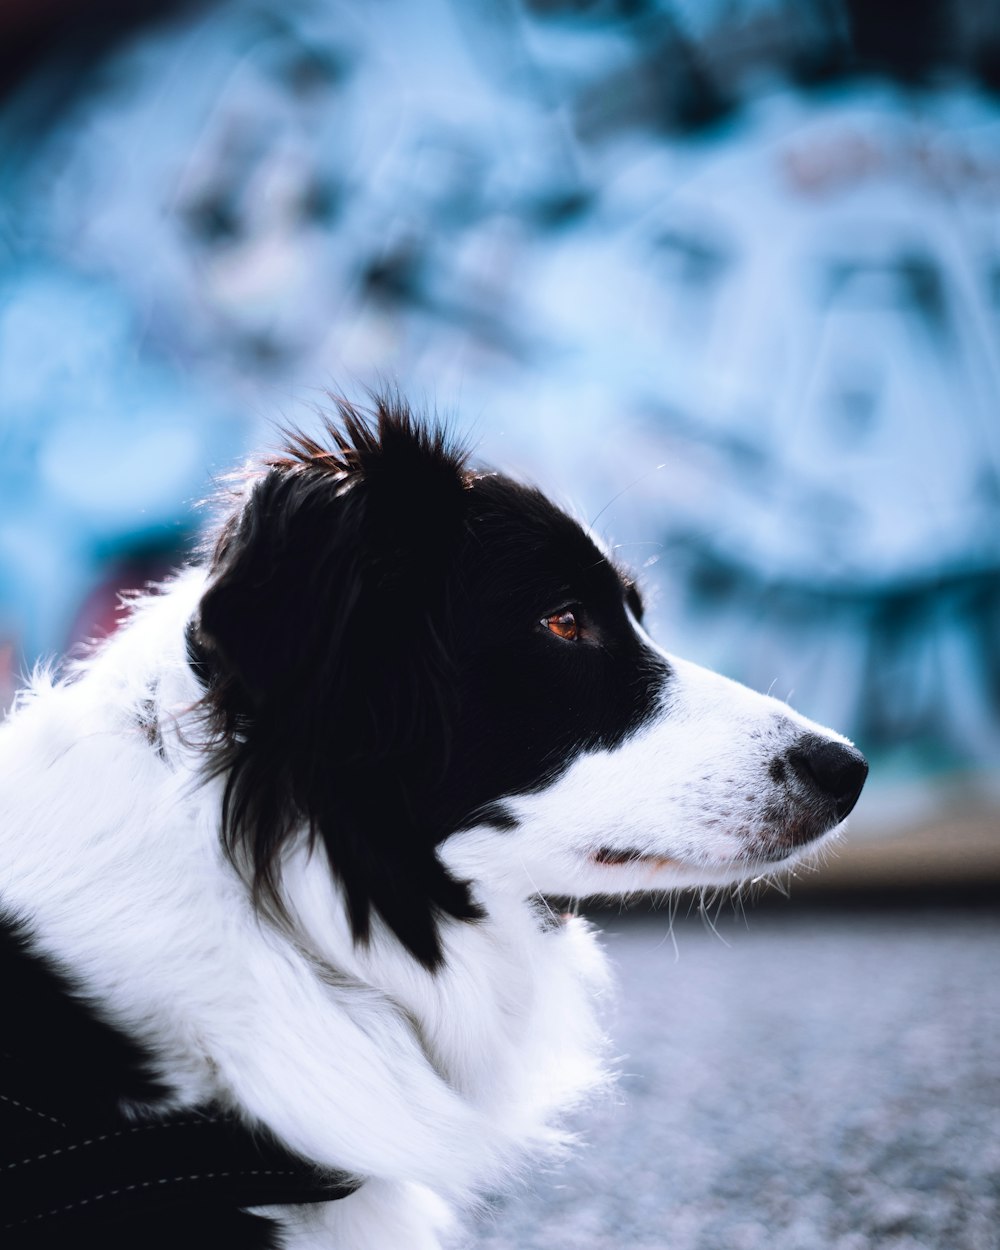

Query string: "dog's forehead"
[[459, 471, 635, 613], [465, 472, 609, 567]]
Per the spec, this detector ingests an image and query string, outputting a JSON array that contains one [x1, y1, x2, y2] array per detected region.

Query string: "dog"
[[0, 396, 867, 1249]]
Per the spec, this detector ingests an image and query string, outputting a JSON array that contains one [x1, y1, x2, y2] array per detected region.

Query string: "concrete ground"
[[472, 896, 1000, 1250]]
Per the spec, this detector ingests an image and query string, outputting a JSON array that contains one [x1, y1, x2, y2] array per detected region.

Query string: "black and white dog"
[[0, 398, 866, 1248]]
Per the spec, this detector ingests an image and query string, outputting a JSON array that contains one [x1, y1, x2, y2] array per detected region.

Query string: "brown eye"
[[542, 610, 579, 641]]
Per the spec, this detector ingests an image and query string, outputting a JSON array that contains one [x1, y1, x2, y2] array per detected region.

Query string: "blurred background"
[[2, 0, 997, 875], [0, 3, 998, 1248]]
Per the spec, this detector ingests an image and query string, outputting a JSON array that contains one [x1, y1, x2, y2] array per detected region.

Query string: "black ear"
[[197, 399, 469, 707], [191, 397, 483, 969]]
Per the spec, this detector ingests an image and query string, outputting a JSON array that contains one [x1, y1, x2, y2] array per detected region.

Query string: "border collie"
[[0, 397, 866, 1249]]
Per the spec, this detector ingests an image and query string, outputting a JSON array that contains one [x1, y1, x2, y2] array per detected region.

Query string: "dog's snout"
[[786, 735, 868, 821]]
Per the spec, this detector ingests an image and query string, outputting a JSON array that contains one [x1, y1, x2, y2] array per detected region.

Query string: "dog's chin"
[[741, 817, 847, 875]]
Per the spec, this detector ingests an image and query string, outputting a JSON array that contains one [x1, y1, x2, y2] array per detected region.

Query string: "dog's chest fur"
[[1, 570, 606, 1094]]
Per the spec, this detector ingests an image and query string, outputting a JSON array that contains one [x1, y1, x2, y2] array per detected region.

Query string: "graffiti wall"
[[1, 0, 998, 807]]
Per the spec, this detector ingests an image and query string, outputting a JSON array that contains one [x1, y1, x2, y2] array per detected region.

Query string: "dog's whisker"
[[587, 464, 667, 530]]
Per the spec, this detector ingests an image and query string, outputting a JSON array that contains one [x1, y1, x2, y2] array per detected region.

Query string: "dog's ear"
[[197, 400, 468, 709], [191, 397, 482, 969]]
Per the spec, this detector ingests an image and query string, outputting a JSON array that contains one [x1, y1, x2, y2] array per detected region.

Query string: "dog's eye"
[[542, 610, 579, 641]]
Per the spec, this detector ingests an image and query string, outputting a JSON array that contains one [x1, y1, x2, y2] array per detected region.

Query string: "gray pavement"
[[473, 901, 1000, 1250]]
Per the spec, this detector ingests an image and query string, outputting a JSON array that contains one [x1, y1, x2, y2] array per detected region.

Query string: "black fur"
[[190, 396, 667, 968], [0, 911, 170, 1124], [0, 912, 356, 1249]]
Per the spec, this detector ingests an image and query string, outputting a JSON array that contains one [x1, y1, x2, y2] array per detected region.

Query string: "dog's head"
[[190, 398, 866, 967]]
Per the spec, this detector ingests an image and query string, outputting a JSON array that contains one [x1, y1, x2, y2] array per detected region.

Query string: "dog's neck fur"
[[2, 571, 610, 1198]]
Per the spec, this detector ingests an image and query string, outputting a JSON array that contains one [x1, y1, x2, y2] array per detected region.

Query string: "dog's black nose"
[[787, 736, 868, 821]]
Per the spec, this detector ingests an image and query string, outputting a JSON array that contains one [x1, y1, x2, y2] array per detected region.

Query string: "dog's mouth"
[[590, 846, 679, 870], [590, 828, 836, 876]]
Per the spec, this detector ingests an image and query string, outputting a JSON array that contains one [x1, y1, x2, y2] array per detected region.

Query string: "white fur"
[[0, 573, 852, 1247]]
